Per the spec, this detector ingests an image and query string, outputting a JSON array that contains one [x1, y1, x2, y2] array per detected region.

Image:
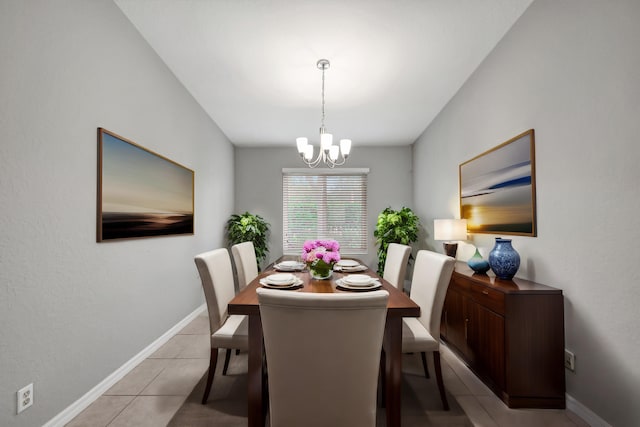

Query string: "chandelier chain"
[[321, 66, 326, 130]]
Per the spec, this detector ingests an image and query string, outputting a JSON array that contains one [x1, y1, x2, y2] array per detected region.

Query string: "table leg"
[[248, 315, 265, 427], [383, 316, 402, 427]]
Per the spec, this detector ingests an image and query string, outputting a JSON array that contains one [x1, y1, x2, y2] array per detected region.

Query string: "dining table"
[[227, 257, 420, 427]]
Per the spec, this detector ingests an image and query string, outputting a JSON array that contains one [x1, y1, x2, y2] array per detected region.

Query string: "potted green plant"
[[225, 212, 270, 269], [373, 207, 420, 275]]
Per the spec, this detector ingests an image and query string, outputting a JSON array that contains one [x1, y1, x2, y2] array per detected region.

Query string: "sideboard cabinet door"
[[468, 301, 505, 391], [442, 285, 472, 361]]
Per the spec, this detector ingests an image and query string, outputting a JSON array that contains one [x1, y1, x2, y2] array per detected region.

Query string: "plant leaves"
[[373, 206, 420, 275], [225, 212, 271, 265]]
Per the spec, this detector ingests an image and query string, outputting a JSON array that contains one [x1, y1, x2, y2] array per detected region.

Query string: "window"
[[283, 168, 368, 255]]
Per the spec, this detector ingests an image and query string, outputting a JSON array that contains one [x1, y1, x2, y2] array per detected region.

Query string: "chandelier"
[[296, 59, 351, 168]]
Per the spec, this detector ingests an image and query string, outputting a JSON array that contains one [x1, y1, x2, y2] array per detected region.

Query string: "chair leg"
[[236, 349, 240, 355], [202, 348, 218, 404], [262, 350, 269, 422], [420, 352, 430, 378], [379, 349, 386, 407], [433, 351, 449, 411], [222, 348, 232, 375]]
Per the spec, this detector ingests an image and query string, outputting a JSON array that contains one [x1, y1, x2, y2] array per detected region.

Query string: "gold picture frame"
[[459, 129, 536, 236]]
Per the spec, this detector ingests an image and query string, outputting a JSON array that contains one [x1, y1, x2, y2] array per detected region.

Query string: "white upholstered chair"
[[194, 248, 249, 404], [383, 243, 412, 291], [231, 241, 259, 292], [402, 249, 455, 410], [257, 288, 389, 427]]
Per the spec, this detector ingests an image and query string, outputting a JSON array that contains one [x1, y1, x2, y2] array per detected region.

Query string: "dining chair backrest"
[[257, 288, 389, 427], [410, 250, 456, 335], [194, 248, 236, 335], [231, 241, 259, 292], [383, 243, 412, 290]]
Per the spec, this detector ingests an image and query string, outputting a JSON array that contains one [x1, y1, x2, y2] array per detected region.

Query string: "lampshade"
[[329, 145, 339, 160], [304, 144, 314, 160], [434, 219, 468, 241], [340, 139, 352, 156], [320, 132, 333, 150], [296, 137, 308, 153], [434, 219, 467, 258]]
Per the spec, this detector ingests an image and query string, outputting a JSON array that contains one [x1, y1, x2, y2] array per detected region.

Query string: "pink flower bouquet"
[[302, 239, 341, 279]]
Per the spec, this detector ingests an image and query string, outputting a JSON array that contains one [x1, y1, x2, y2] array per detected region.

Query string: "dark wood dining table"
[[227, 258, 420, 427]]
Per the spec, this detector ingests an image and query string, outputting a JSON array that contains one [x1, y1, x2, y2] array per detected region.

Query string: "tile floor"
[[66, 311, 589, 427]]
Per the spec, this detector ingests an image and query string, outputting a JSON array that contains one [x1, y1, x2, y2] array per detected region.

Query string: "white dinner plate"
[[336, 279, 382, 291], [341, 274, 375, 286], [334, 264, 367, 272], [260, 276, 302, 288], [340, 265, 367, 273], [279, 260, 302, 267], [274, 261, 305, 271], [261, 281, 302, 289], [264, 273, 296, 285], [336, 259, 360, 268]]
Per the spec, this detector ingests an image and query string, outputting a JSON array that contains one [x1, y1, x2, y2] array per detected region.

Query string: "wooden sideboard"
[[441, 262, 565, 408]]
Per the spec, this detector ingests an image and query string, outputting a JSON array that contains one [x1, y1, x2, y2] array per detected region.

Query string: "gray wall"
[[412, 0, 640, 425], [234, 146, 413, 270], [0, 1, 234, 426]]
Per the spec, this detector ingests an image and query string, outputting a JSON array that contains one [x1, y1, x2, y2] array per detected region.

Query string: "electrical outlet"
[[17, 383, 33, 414], [564, 350, 575, 372]]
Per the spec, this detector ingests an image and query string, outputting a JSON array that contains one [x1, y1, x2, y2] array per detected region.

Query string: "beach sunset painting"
[[97, 129, 194, 241], [460, 129, 536, 236]]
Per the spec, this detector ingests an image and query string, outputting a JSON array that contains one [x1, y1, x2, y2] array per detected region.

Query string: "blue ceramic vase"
[[467, 248, 490, 274], [488, 238, 520, 280]]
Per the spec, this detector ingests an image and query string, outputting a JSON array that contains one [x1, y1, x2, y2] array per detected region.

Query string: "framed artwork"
[[97, 128, 194, 241], [459, 129, 536, 236]]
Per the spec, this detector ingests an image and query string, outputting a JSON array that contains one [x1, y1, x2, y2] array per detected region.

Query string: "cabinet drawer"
[[470, 283, 505, 315]]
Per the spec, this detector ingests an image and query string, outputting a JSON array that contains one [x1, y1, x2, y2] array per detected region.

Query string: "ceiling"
[[114, 0, 533, 147]]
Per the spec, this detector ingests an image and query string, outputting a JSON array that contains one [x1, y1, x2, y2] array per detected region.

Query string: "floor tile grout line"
[[441, 356, 497, 427], [136, 363, 171, 397], [104, 397, 135, 427], [105, 360, 172, 398], [103, 351, 195, 426], [473, 394, 501, 427]]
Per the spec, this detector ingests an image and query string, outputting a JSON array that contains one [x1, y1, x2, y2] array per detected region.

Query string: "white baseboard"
[[43, 304, 206, 427], [566, 394, 611, 427]]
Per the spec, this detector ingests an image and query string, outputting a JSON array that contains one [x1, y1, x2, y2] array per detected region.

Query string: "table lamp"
[[434, 219, 468, 258]]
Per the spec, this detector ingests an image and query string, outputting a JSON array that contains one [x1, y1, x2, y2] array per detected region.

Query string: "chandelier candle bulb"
[[296, 137, 308, 153], [321, 132, 333, 150], [340, 139, 352, 156], [329, 146, 339, 160], [304, 145, 313, 160]]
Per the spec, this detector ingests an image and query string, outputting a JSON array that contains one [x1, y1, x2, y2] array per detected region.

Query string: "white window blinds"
[[283, 168, 369, 255]]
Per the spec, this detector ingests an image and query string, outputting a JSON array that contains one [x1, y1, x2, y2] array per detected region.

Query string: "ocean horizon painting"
[[97, 128, 194, 241], [459, 129, 536, 236]]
